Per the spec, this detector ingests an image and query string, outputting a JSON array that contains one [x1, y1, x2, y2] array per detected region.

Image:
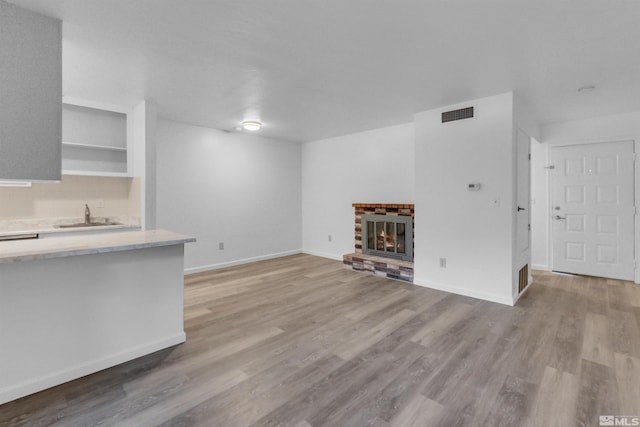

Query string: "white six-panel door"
[[551, 141, 635, 281]]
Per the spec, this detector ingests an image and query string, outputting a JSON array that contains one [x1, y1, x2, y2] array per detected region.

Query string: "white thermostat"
[[468, 182, 481, 191]]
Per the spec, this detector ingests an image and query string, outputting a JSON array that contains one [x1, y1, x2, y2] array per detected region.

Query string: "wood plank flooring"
[[1, 254, 639, 426]]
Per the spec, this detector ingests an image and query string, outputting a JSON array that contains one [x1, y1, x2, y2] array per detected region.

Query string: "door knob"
[[517, 206, 526, 211], [554, 215, 566, 220]]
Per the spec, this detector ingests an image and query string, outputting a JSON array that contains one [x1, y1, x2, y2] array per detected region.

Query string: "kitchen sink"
[[58, 221, 122, 228]]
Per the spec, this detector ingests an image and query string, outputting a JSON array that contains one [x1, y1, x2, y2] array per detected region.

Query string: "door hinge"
[[528, 153, 531, 160], [544, 165, 555, 170]]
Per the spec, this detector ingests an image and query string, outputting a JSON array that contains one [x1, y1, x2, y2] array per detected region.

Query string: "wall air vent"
[[441, 106, 474, 123], [518, 264, 529, 294]]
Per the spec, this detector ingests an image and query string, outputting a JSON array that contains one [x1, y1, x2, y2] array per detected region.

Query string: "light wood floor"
[[1, 254, 640, 427]]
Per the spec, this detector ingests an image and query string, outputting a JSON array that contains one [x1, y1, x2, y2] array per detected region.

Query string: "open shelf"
[[61, 170, 130, 178], [62, 141, 127, 152], [62, 143, 127, 176], [62, 101, 129, 177]]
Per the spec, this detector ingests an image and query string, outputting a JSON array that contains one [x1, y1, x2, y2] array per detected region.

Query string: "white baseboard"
[[531, 263, 550, 271], [184, 249, 303, 274], [413, 278, 514, 306], [512, 278, 534, 305], [301, 249, 343, 261], [0, 333, 185, 406]]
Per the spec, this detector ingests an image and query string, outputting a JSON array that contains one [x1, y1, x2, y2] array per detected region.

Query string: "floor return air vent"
[[518, 264, 529, 294]]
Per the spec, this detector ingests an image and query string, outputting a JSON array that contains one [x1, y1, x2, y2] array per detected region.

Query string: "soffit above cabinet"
[[0, 0, 61, 181]]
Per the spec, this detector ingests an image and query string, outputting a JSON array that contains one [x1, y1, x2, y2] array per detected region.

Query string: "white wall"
[[0, 244, 186, 405], [535, 111, 640, 282], [131, 100, 158, 229], [514, 96, 540, 145], [541, 111, 640, 143], [414, 92, 516, 305], [156, 120, 302, 272], [301, 123, 415, 259]]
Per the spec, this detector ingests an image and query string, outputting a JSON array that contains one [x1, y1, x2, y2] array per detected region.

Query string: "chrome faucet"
[[84, 204, 91, 224]]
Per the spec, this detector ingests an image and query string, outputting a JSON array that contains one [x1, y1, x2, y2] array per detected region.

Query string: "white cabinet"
[[62, 99, 131, 177], [0, 1, 62, 181]]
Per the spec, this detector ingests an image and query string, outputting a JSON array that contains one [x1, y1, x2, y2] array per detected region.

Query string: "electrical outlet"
[[440, 258, 447, 268], [219, 242, 224, 250], [328, 234, 332, 242]]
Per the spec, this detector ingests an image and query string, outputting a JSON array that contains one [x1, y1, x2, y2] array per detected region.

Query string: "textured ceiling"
[[9, 0, 640, 142]]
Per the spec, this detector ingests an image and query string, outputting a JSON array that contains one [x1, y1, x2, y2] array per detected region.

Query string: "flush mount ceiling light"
[[241, 120, 262, 131], [578, 85, 596, 93]]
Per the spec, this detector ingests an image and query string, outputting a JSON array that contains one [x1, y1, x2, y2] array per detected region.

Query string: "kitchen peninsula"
[[0, 229, 195, 405]]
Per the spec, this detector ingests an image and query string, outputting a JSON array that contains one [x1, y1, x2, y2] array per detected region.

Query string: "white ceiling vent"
[[441, 106, 474, 123]]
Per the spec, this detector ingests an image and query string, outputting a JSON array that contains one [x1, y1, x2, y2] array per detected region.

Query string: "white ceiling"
[[9, 0, 640, 142]]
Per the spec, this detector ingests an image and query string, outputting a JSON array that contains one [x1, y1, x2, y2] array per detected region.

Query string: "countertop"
[[0, 229, 196, 263], [0, 216, 139, 237]]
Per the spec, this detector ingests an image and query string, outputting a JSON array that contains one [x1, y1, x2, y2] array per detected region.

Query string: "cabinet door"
[[0, 1, 62, 181]]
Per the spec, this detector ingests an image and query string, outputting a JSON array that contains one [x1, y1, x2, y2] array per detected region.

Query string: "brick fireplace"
[[343, 203, 415, 283]]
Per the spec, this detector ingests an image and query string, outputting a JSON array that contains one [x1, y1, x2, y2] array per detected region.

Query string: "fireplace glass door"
[[362, 214, 413, 261]]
